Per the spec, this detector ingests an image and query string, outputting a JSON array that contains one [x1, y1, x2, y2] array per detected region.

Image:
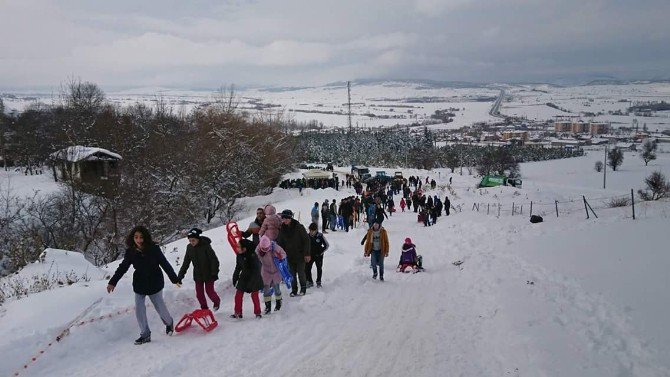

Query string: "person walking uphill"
[[177, 228, 221, 311], [306, 223, 329, 288], [107, 226, 180, 345], [230, 239, 265, 319], [256, 235, 287, 314], [277, 209, 311, 296], [241, 208, 266, 248], [311, 202, 320, 226], [360, 222, 390, 281]]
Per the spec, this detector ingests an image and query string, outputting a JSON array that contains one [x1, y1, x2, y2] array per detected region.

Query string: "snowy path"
[[5, 200, 669, 376]]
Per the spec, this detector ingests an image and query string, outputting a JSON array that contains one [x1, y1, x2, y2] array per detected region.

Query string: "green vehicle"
[[479, 175, 522, 188]]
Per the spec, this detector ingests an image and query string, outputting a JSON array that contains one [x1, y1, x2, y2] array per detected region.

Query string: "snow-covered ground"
[[501, 83, 670, 131], [1, 147, 670, 376]]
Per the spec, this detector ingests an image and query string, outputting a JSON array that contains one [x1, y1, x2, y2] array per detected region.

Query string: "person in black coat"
[[177, 228, 221, 311], [305, 223, 329, 288], [230, 239, 264, 319], [107, 226, 180, 345], [445, 196, 451, 216]]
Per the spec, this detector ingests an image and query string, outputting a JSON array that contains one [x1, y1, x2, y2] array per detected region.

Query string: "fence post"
[[555, 200, 559, 217], [520, 205, 523, 215], [498, 204, 501, 217], [512, 202, 515, 216], [582, 196, 590, 219], [530, 201, 533, 216], [631, 188, 635, 220], [487, 203, 490, 215]]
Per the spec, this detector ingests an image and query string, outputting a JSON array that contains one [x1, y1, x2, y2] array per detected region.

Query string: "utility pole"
[[347, 81, 352, 132], [603, 144, 608, 189]]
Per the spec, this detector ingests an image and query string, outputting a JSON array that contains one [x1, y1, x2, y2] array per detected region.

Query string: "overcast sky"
[[1, 0, 668, 90]]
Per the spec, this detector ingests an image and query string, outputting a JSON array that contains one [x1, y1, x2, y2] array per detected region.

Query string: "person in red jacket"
[[107, 226, 180, 345]]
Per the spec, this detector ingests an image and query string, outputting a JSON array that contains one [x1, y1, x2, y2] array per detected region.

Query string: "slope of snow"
[[1, 152, 670, 376]]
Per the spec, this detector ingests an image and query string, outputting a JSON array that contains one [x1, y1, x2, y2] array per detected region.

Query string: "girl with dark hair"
[[230, 238, 264, 319], [107, 226, 180, 345]]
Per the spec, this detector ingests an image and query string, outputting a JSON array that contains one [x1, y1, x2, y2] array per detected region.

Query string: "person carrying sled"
[[397, 237, 420, 273], [231, 239, 265, 319], [256, 235, 287, 314], [306, 222, 329, 288], [177, 228, 221, 311], [360, 222, 390, 281], [107, 226, 180, 345]]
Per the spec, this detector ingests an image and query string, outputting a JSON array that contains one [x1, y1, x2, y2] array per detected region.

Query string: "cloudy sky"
[[1, 0, 668, 90]]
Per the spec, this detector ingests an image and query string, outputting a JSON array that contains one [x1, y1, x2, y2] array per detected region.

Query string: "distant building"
[[501, 131, 529, 142], [589, 122, 609, 135], [571, 122, 588, 133], [48, 146, 122, 195], [554, 121, 572, 132]]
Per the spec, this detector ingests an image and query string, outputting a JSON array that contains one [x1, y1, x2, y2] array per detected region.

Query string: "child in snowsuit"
[[306, 223, 329, 288], [256, 235, 287, 314], [177, 228, 221, 311], [259, 204, 281, 241], [397, 238, 419, 273], [231, 239, 265, 319], [399, 198, 406, 212]]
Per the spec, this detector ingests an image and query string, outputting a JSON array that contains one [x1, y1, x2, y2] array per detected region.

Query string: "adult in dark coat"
[[230, 239, 265, 318], [107, 226, 180, 345], [177, 228, 221, 310], [277, 209, 311, 296]]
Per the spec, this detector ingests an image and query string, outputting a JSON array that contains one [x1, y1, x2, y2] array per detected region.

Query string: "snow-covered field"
[[1, 145, 669, 376], [501, 83, 670, 131], [4, 81, 670, 132]]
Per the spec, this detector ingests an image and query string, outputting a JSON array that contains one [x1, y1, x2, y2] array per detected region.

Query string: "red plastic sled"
[[175, 309, 218, 333], [226, 222, 241, 254]]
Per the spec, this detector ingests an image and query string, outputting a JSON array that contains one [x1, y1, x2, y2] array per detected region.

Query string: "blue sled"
[[274, 256, 293, 289]]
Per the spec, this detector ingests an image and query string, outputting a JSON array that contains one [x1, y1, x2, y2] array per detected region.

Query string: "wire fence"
[[469, 189, 640, 219]]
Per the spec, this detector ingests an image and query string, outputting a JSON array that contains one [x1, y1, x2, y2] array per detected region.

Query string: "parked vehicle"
[[478, 175, 522, 188]]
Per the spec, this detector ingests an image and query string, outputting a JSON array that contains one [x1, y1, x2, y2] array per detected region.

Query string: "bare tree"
[[640, 139, 657, 166], [638, 171, 670, 201], [594, 160, 603, 172], [607, 148, 624, 171]]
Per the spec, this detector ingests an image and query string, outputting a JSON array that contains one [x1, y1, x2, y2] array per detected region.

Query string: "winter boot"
[[134, 335, 151, 345], [274, 299, 282, 311], [265, 301, 272, 315]]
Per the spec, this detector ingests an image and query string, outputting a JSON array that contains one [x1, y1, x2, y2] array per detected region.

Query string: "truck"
[[478, 175, 522, 188], [364, 171, 393, 184], [352, 166, 371, 181]]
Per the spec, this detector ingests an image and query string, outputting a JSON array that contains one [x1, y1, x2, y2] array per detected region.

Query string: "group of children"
[[109, 205, 425, 344]]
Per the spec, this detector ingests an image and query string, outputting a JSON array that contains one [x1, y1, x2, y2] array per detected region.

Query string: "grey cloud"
[[0, 0, 668, 89]]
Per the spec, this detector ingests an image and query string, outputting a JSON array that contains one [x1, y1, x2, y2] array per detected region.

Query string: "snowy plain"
[[1, 144, 669, 376]]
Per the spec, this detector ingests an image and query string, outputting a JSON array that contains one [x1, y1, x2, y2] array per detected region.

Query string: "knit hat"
[[405, 237, 412, 244], [280, 209, 294, 219], [259, 235, 271, 251], [187, 228, 202, 239]]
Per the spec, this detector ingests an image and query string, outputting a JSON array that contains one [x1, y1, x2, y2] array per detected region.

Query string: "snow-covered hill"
[[1, 148, 669, 376]]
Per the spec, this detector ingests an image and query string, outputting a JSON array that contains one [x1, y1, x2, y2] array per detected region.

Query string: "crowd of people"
[[107, 172, 449, 344]]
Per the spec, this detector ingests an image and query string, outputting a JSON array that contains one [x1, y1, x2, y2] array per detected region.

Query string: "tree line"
[[0, 80, 295, 274]]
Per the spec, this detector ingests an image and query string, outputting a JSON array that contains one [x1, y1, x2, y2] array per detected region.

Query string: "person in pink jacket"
[[259, 205, 281, 241], [256, 235, 287, 314]]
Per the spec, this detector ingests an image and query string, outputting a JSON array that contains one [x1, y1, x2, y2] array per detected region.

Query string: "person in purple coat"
[[256, 235, 287, 314], [397, 237, 419, 273]]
